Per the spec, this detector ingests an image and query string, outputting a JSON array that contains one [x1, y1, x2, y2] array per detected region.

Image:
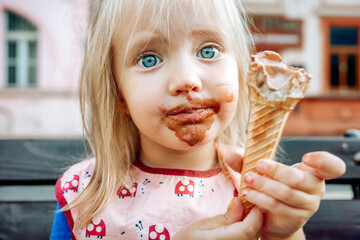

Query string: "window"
[[323, 18, 360, 94], [5, 11, 38, 88], [330, 26, 358, 91]]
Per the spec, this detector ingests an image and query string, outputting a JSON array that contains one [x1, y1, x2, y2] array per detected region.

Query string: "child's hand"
[[173, 197, 263, 240], [242, 151, 345, 239]]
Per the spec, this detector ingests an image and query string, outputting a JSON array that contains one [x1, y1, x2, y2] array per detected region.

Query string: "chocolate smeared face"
[[160, 98, 221, 146], [113, 0, 240, 151]]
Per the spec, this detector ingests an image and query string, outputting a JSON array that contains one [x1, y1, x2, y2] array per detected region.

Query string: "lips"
[[169, 108, 214, 123], [164, 98, 221, 124], [172, 108, 207, 117], [166, 105, 209, 116]]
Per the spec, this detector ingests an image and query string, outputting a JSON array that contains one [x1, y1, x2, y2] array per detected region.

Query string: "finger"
[[302, 151, 346, 180], [216, 144, 244, 173], [255, 159, 322, 194], [243, 172, 320, 210], [292, 163, 326, 198], [293, 162, 320, 178], [204, 207, 263, 240], [243, 189, 315, 227]]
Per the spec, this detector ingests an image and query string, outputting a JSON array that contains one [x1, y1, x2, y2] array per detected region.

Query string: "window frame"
[[322, 17, 360, 94], [4, 11, 38, 88]]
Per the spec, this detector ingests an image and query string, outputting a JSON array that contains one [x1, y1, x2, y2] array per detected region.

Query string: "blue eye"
[[198, 46, 220, 59], [137, 54, 161, 68]]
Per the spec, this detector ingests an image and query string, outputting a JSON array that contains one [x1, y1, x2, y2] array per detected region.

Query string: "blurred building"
[[0, 0, 359, 138], [0, 0, 88, 138], [244, 0, 360, 136]]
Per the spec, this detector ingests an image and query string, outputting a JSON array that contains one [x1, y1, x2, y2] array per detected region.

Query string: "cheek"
[[124, 86, 166, 131], [122, 75, 161, 113], [211, 71, 239, 123], [213, 77, 239, 115], [220, 86, 239, 119], [126, 91, 156, 118], [212, 57, 239, 102], [218, 83, 238, 104]]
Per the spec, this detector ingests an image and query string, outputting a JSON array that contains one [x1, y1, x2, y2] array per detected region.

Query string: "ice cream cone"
[[239, 51, 311, 216], [240, 85, 301, 214]]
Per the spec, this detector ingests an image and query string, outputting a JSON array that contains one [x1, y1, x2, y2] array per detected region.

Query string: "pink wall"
[[0, 0, 88, 137], [0, 0, 89, 91]]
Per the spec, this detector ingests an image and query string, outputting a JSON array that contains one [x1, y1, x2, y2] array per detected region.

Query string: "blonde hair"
[[65, 0, 253, 226]]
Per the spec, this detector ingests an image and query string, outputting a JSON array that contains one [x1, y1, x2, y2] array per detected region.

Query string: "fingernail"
[[257, 160, 268, 172], [244, 172, 255, 184], [242, 189, 249, 197]]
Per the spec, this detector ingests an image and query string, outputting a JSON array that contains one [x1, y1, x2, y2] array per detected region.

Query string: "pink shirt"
[[55, 159, 240, 240]]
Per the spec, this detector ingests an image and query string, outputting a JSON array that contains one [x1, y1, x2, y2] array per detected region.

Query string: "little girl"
[[51, 0, 345, 239]]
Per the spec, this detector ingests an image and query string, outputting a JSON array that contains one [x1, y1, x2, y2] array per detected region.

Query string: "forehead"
[[116, 0, 233, 44]]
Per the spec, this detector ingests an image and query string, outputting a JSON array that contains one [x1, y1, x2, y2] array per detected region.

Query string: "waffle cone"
[[239, 85, 301, 215]]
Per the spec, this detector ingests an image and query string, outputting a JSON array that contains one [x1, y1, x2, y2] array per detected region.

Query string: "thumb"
[[203, 204, 263, 240], [293, 152, 346, 180], [173, 198, 261, 240], [224, 197, 244, 224], [197, 197, 244, 230], [302, 152, 346, 180]]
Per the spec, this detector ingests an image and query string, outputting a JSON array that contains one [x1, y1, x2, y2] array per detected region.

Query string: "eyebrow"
[[190, 29, 227, 43], [129, 27, 226, 48], [127, 31, 168, 55]]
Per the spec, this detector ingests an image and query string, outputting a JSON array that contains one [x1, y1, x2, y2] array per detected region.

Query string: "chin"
[[165, 132, 217, 151]]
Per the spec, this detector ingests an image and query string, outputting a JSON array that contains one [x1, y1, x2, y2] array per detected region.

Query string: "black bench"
[[0, 139, 89, 240], [0, 137, 359, 239]]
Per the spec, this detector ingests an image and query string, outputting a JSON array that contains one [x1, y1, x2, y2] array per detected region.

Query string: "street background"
[[0, 0, 360, 138]]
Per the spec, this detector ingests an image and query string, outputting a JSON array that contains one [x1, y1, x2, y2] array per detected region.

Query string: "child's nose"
[[169, 81, 201, 96], [167, 58, 202, 96]]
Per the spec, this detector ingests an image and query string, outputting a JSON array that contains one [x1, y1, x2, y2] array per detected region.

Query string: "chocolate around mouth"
[[165, 98, 221, 117], [161, 98, 221, 146]]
